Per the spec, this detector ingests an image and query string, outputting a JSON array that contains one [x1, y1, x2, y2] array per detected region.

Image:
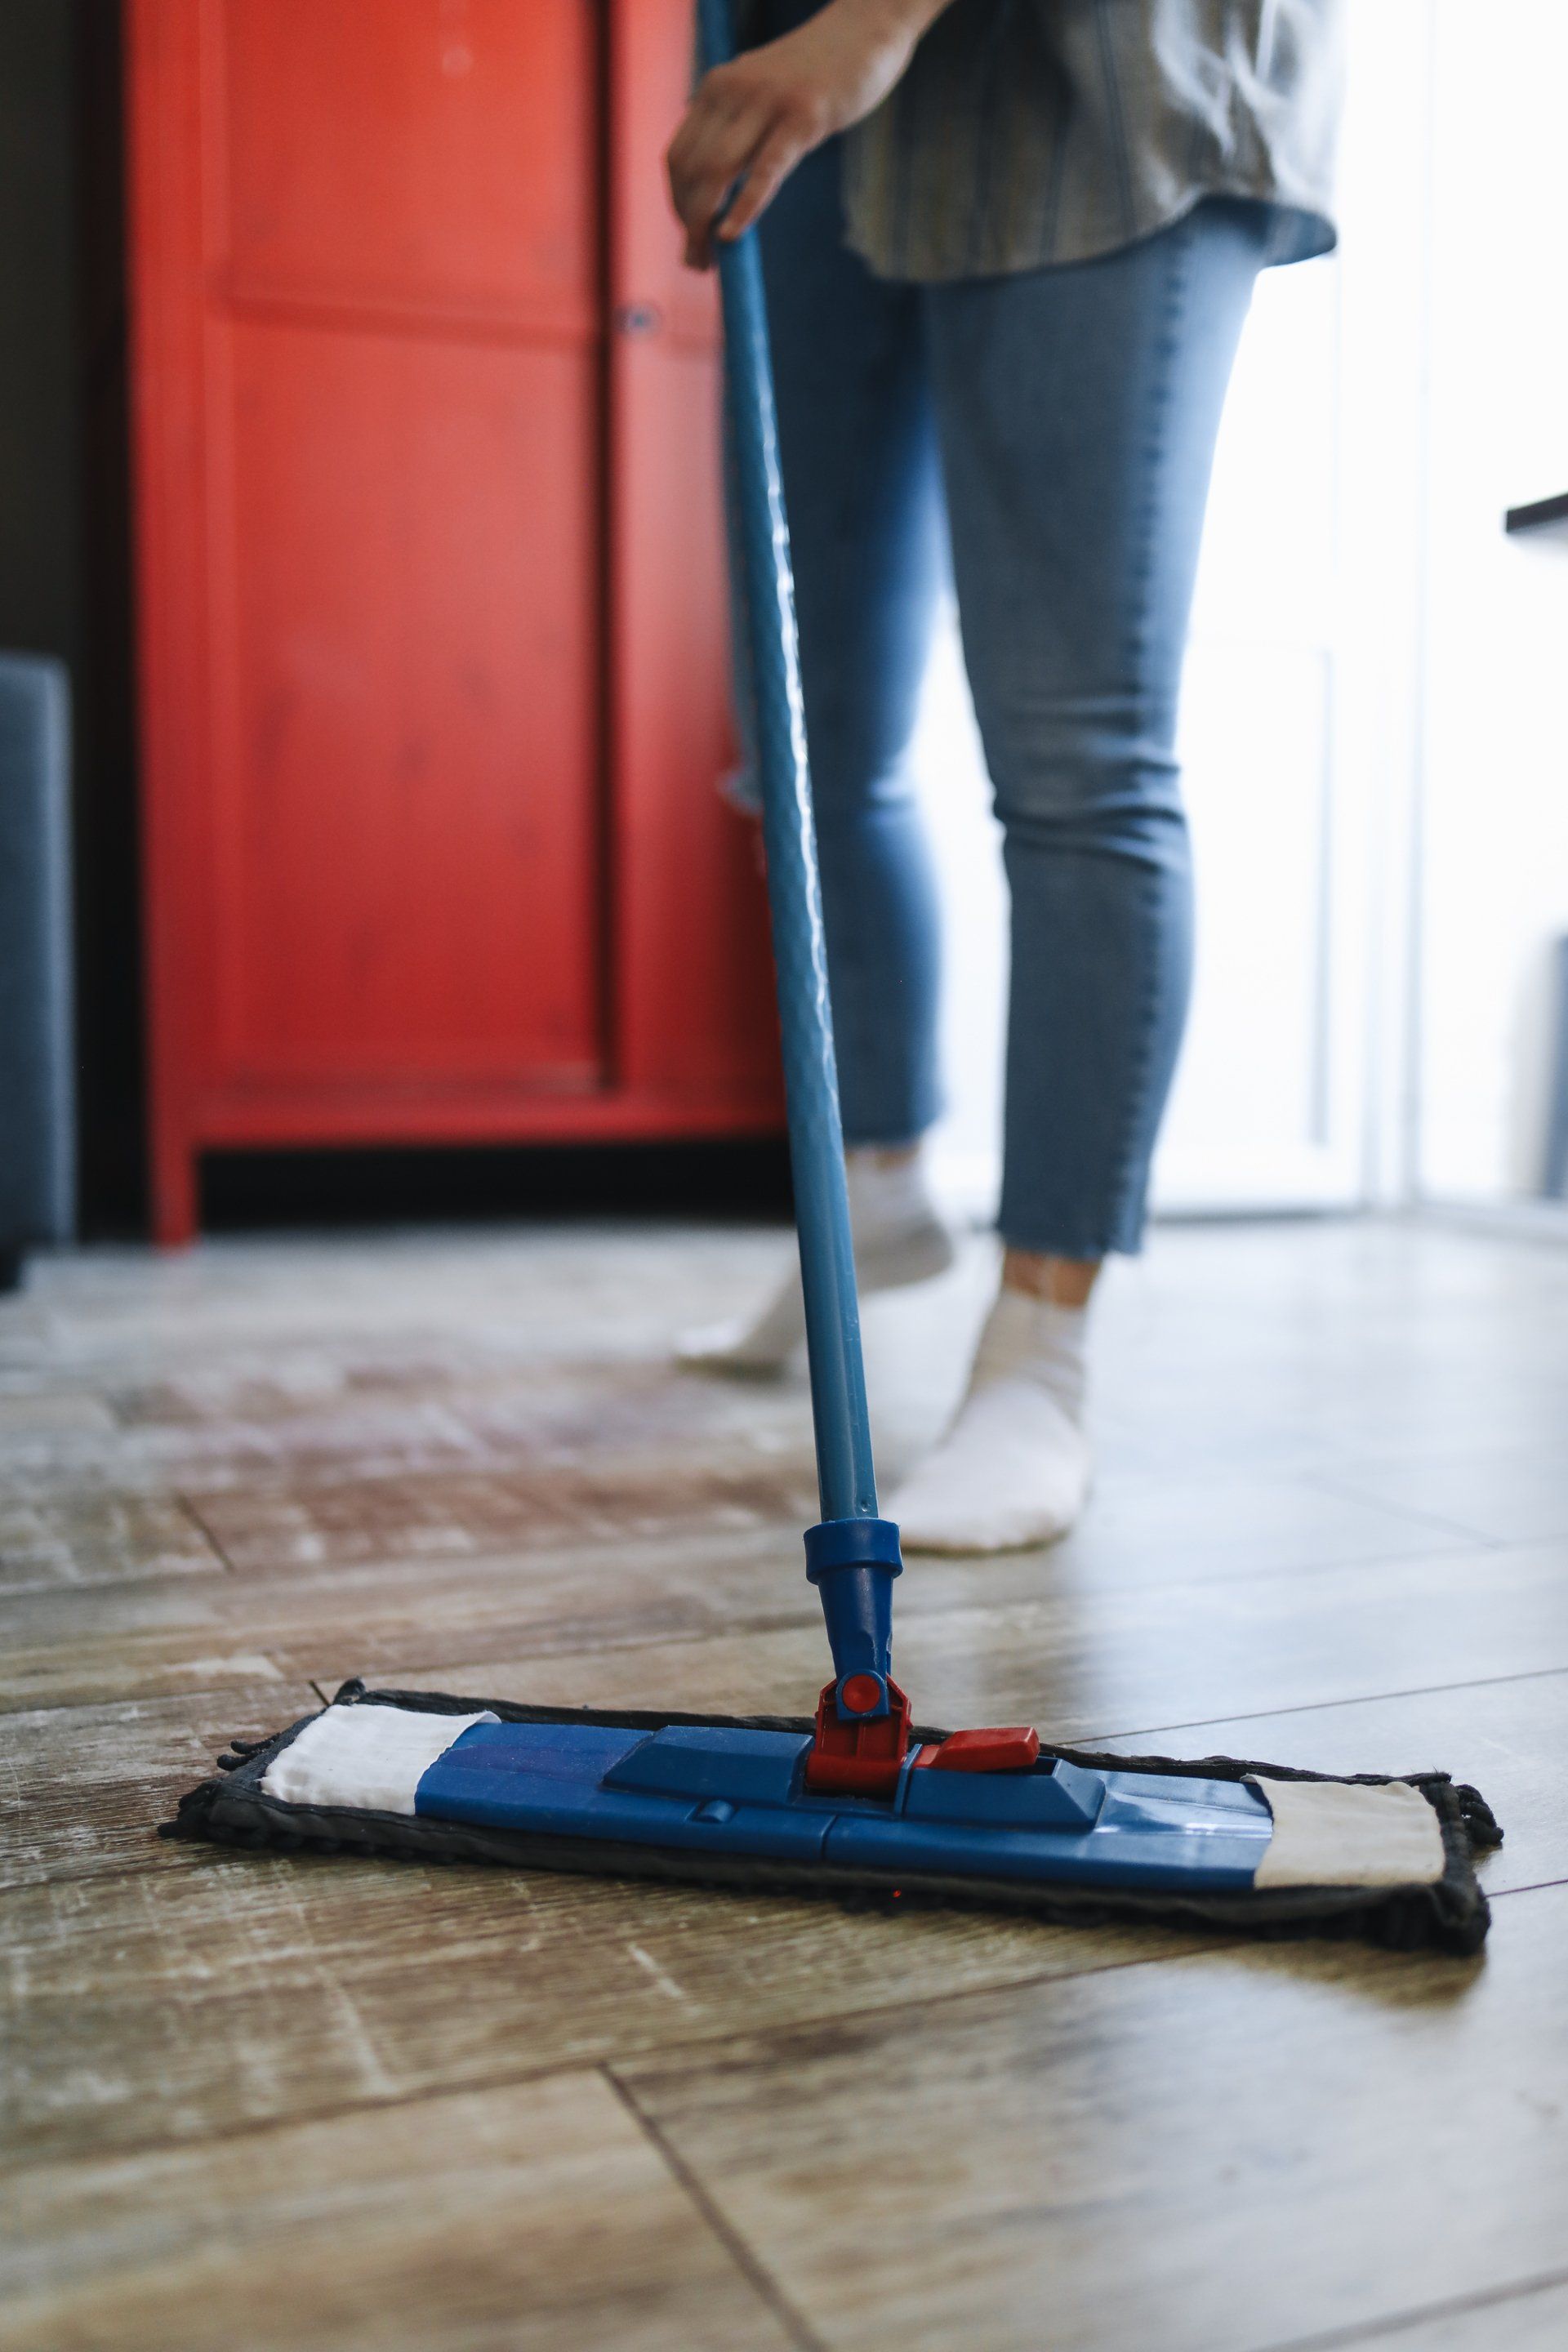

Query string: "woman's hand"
[[666, 0, 948, 268]]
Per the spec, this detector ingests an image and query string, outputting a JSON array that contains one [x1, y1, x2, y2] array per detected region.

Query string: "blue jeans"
[[756, 142, 1269, 1257]]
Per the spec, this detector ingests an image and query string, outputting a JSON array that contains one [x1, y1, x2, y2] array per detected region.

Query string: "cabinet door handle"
[[613, 302, 664, 338]]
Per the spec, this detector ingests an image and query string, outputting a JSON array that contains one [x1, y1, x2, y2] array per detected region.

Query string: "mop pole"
[[695, 0, 906, 1761]]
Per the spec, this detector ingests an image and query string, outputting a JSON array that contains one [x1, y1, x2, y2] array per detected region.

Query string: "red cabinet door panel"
[[215, 0, 595, 329], [208, 319, 599, 1084], [199, 0, 602, 1096]]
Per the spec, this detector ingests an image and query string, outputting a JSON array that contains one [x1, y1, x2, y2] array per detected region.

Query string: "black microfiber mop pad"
[[161, 1680, 1500, 1955]]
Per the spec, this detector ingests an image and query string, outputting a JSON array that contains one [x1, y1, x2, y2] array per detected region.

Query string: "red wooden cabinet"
[[126, 0, 781, 1241]]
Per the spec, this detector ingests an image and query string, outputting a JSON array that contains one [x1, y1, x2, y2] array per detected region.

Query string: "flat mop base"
[[163, 1682, 1499, 1955]]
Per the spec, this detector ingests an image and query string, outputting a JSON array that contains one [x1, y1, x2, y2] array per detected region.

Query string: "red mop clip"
[[804, 1675, 911, 1797], [919, 1725, 1040, 1773]]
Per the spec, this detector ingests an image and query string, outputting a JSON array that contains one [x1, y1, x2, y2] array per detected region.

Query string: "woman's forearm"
[[667, 0, 958, 267]]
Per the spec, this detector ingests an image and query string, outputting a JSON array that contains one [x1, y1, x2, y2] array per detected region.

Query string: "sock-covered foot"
[[677, 1151, 954, 1376], [889, 1287, 1092, 1552]]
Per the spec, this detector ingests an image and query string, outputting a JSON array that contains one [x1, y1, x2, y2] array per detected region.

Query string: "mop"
[[162, 1, 1499, 1955]]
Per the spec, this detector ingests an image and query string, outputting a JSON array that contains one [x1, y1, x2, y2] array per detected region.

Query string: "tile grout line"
[[603, 2064, 828, 2352], [0, 1572, 227, 1603], [0, 2064, 620, 2183], [1084, 1659, 1568, 1747], [10, 1494, 1556, 1626], [173, 1491, 242, 1575], [1293, 1472, 1512, 1550], [1246, 2260, 1568, 2352], [0, 1678, 301, 1727]]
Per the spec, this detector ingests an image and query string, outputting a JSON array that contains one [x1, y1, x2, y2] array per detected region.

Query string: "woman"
[[670, 0, 1343, 1552]]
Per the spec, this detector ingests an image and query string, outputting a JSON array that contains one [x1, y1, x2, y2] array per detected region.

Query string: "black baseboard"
[[198, 1135, 793, 1234]]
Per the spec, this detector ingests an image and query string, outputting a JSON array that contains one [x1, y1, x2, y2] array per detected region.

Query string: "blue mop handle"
[[696, 0, 902, 1713]]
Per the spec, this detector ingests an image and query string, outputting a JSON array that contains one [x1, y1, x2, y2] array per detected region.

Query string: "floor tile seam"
[[1245, 2261, 1568, 2352], [0, 1565, 233, 1602], [0, 1597, 803, 1662], [0, 2056, 633, 2184], [0, 1671, 300, 1725], [0, 1677, 305, 1733], [123, 1528, 803, 1588], [1062, 1529, 1511, 1591], [1306, 1470, 1562, 1549], [94, 1517, 1524, 1628], [172, 1493, 240, 1575], [163, 1437, 822, 1507], [602, 2065, 827, 2352], [298, 1619, 821, 1684], [600, 1939, 1241, 2086], [3, 1490, 1542, 1624], [1292, 1473, 1514, 1548], [96, 1357, 685, 1412], [1083, 1659, 1568, 1745], [0, 1684, 314, 1740]]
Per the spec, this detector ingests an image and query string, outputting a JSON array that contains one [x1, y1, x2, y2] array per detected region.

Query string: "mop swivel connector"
[[804, 1673, 911, 1797], [803, 1517, 902, 1709], [803, 1517, 911, 1795]]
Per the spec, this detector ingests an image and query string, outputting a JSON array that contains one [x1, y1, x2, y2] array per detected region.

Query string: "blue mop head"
[[163, 1681, 1499, 1956]]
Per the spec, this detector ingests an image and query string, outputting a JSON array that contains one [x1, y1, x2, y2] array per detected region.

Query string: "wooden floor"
[[3, 1213, 1567, 2352]]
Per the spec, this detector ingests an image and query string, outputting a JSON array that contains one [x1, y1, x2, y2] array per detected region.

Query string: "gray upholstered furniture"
[[0, 652, 74, 1285]]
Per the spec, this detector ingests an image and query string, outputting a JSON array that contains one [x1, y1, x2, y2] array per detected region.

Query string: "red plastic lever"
[[921, 1726, 1040, 1774]]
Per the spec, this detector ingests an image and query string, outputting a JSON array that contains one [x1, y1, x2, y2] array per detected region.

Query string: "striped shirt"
[[748, 2, 1344, 283]]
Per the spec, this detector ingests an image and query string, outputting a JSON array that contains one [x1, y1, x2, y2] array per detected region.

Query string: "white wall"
[[1415, 0, 1568, 1198]]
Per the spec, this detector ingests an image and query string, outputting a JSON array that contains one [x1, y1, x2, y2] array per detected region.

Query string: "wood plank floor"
[[2, 1214, 1566, 2351]]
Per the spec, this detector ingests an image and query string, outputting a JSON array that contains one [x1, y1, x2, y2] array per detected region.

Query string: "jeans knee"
[[987, 694, 1188, 870], [811, 743, 924, 835], [999, 779, 1190, 875]]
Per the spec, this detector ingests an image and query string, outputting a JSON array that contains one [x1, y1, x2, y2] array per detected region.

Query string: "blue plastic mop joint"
[[803, 1517, 902, 1723]]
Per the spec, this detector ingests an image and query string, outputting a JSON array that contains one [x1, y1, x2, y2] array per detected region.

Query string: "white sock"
[[677, 1151, 954, 1375], [889, 1286, 1092, 1553]]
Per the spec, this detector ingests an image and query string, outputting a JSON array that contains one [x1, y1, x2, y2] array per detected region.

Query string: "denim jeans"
[[755, 138, 1270, 1257]]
